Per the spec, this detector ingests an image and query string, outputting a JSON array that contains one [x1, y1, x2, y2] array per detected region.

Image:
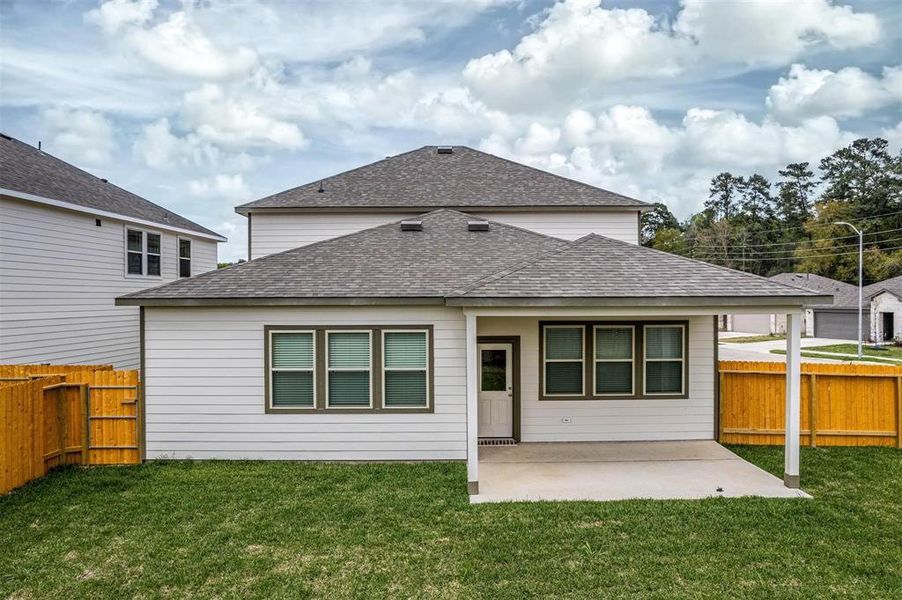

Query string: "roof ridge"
[[449, 234, 587, 296]]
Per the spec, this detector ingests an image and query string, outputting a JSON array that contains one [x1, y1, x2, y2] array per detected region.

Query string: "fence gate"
[[84, 370, 141, 465]]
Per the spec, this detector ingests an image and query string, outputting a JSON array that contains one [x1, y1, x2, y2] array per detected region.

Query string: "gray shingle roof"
[[119, 210, 829, 307], [0, 133, 224, 239], [865, 275, 902, 301], [235, 146, 649, 213], [119, 210, 567, 301], [769, 273, 858, 308], [450, 234, 829, 302]]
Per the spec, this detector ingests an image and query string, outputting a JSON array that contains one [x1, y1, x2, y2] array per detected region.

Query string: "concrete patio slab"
[[472, 441, 810, 504]]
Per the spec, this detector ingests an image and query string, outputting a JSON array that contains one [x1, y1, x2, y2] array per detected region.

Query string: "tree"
[[705, 172, 741, 220], [819, 138, 901, 221], [640, 202, 681, 246], [738, 174, 774, 223], [775, 162, 815, 228]]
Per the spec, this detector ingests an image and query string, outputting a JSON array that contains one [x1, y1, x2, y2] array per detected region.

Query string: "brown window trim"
[[264, 324, 434, 414], [539, 320, 689, 401]]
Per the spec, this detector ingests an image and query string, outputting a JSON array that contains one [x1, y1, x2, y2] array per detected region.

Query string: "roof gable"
[[769, 272, 859, 308], [0, 133, 223, 239], [236, 146, 649, 213]]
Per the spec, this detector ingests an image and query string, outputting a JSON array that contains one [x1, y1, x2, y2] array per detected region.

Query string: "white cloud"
[[767, 64, 902, 123], [464, 0, 881, 110], [180, 83, 306, 150], [479, 103, 856, 217], [675, 0, 880, 64], [188, 174, 250, 201], [464, 0, 689, 110], [84, 0, 157, 35], [87, 1, 259, 80], [43, 107, 117, 165]]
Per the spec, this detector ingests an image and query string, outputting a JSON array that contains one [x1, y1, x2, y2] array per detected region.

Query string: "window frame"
[[268, 329, 317, 411], [124, 225, 163, 279], [177, 237, 192, 279], [325, 329, 374, 410], [593, 325, 635, 397], [381, 328, 431, 410], [541, 324, 586, 398], [538, 321, 689, 401], [642, 324, 687, 396]]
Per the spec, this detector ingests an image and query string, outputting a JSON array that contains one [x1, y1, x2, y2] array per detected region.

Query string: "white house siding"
[[249, 210, 640, 259], [142, 305, 467, 460], [870, 292, 902, 341], [477, 315, 715, 442], [0, 196, 218, 369]]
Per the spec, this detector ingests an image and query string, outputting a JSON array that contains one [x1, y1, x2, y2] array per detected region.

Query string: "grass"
[[769, 349, 899, 364], [721, 334, 787, 343], [803, 343, 902, 360], [1, 448, 900, 599]]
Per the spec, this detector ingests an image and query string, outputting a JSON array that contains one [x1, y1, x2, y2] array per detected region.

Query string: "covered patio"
[[472, 441, 810, 503]]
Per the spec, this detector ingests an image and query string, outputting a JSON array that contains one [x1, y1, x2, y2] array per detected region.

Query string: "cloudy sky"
[[1, 0, 900, 261]]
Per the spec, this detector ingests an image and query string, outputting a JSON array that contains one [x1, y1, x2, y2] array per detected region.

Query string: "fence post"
[[81, 384, 89, 464], [809, 373, 817, 448], [718, 371, 726, 442], [896, 376, 902, 449]]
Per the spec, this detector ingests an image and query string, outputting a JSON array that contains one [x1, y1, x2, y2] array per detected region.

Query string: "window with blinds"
[[327, 331, 372, 408], [595, 326, 634, 395], [644, 325, 685, 395], [269, 331, 315, 408], [383, 330, 429, 408], [543, 326, 584, 395]]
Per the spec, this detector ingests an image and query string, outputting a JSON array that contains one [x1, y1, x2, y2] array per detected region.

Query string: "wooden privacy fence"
[[719, 360, 902, 447], [0, 366, 140, 494]]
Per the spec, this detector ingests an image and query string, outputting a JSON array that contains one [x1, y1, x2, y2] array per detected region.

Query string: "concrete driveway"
[[472, 441, 809, 503]]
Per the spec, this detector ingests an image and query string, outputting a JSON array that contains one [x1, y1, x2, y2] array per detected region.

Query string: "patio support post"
[[784, 311, 802, 488], [465, 312, 479, 495]]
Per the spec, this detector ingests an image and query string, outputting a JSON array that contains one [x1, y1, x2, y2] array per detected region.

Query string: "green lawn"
[[1, 448, 900, 599], [769, 349, 898, 364], [803, 343, 902, 360], [721, 334, 787, 343]]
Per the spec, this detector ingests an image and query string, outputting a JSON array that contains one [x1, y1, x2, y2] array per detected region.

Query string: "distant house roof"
[[769, 273, 859, 309], [0, 133, 225, 240], [119, 210, 829, 307], [865, 275, 902, 301], [235, 146, 650, 215]]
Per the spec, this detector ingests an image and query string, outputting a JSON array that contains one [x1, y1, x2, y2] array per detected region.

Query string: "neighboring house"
[[727, 273, 861, 339], [236, 146, 646, 259], [118, 146, 828, 493], [867, 275, 902, 342], [0, 133, 226, 369]]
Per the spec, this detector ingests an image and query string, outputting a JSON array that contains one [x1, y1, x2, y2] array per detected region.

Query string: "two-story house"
[[0, 133, 225, 369], [119, 146, 827, 499]]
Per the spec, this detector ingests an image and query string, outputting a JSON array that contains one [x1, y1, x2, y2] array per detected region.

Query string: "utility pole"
[[834, 222, 864, 358]]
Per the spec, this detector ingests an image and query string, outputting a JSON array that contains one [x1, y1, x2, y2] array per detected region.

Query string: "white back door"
[[477, 343, 513, 438]]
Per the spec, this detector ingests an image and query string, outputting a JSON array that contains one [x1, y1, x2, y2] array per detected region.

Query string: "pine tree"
[[705, 172, 741, 220], [775, 162, 815, 228]]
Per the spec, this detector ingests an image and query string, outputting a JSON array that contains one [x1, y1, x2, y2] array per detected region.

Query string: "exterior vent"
[[436, 146, 453, 154], [468, 220, 489, 232], [400, 220, 423, 231]]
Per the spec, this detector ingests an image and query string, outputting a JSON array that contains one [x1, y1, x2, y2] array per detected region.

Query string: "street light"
[[834, 221, 863, 358]]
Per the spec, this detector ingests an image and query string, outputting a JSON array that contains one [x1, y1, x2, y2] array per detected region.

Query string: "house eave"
[[234, 204, 652, 217], [115, 296, 447, 307], [2, 188, 228, 242], [445, 295, 833, 308]]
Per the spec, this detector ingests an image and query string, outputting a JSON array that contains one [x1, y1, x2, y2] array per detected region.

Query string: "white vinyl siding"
[[479, 315, 715, 442], [248, 210, 641, 258], [142, 306, 466, 460], [0, 195, 218, 369]]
